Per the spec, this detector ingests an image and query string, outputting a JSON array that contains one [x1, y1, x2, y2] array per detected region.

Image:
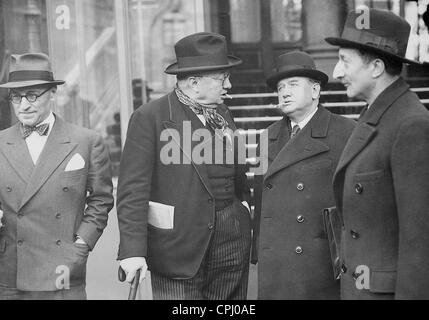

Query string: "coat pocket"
[[369, 270, 396, 293], [355, 169, 385, 182], [301, 159, 333, 173]]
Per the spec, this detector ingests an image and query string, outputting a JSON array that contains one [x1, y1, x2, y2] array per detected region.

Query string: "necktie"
[[22, 123, 49, 139], [291, 124, 301, 138]]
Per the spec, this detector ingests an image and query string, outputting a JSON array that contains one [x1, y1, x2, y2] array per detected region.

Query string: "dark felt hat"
[[0, 53, 65, 88], [325, 8, 420, 65], [266, 51, 329, 90], [164, 32, 242, 75]]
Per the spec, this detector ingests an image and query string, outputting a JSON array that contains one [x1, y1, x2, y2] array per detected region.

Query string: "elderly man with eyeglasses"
[[117, 32, 252, 300], [0, 53, 114, 300]]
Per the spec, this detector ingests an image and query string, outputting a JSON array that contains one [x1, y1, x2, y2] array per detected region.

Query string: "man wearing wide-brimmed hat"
[[326, 8, 429, 299], [251, 51, 355, 299], [0, 53, 114, 300], [117, 32, 252, 299]]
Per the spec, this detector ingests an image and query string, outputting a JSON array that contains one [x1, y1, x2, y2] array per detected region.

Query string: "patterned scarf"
[[175, 86, 233, 146]]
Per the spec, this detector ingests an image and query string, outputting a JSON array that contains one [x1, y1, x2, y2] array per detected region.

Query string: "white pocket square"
[[65, 153, 86, 172]]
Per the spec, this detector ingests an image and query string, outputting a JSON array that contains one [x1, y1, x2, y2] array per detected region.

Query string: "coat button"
[[265, 184, 273, 190], [208, 223, 214, 230], [297, 183, 304, 191], [350, 229, 360, 239], [17, 240, 23, 246], [17, 214, 23, 219], [355, 183, 363, 194], [6, 187, 12, 192], [297, 215, 305, 223], [295, 246, 303, 254], [63, 187, 69, 192], [56, 240, 62, 246], [208, 199, 213, 204], [56, 213, 62, 219]]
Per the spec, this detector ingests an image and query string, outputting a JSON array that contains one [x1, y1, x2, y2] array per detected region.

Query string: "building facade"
[[0, 0, 428, 175]]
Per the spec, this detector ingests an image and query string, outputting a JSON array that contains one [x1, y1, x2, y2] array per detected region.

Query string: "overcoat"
[[253, 106, 355, 299], [333, 78, 429, 299], [0, 116, 113, 291], [117, 91, 250, 279]]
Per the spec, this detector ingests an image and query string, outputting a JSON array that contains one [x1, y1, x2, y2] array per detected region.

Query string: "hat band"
[[8, 70, 54, 83], [277, 64, 315, 73], [177, 54, 229, 70], [341, 27, 400, 55]]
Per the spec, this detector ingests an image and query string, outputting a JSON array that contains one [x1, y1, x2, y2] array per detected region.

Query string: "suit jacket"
[[333, 78, 429, 300], [0, 116, 113, 291], [117, 91, 250, 279], [253, 106, 355, 299]]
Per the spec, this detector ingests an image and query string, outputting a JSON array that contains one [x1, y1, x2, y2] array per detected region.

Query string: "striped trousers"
[[151, 199, 252, 300]]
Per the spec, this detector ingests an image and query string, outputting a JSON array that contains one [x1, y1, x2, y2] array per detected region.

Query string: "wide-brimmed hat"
[[325, 8, 420, 65], [0, 53, 65, 89], [266, 51, 329, 90], [165, 32, 242, 75]]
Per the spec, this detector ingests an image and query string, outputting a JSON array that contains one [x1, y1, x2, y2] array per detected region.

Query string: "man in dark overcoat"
[[116, 32, 252, 300], [326, 8, 429, 299], [252, 51, 355, 299]]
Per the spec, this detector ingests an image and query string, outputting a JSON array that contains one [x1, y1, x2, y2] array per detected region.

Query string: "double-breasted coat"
[[0, 116, 114, 291], [116, 91, 250, 279], [253, 106, 355, 299], [333, 78, 429, 300]]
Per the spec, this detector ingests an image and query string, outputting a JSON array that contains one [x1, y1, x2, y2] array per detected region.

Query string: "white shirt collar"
[[34, 112, 55, 137], [290, 107, 318, 130]]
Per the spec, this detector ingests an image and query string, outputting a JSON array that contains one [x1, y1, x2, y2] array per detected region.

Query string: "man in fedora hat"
[[117, 32, 252, 299], [252, 51, 355, 299], [0, 53, 114, 300], [326, 8, 429, 299]]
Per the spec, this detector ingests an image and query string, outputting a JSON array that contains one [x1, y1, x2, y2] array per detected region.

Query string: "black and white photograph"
[[0, 0, 428, 304]]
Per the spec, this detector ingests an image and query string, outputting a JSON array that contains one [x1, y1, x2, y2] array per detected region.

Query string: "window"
[[270, 0, 303, 42], [230, 0, 261, 43]]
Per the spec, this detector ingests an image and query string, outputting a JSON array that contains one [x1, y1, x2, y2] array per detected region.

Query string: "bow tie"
[[22, 123, 50, 139]]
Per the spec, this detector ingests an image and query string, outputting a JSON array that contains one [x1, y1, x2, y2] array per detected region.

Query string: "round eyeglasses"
[[8, 87, 53, 104]]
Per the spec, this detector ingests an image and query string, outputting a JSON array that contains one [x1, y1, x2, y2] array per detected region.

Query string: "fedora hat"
[[164, 32, 242, 75], [325, 8, 420, 65], [0, 53, 65, 89], [266, 51, 329, 90]]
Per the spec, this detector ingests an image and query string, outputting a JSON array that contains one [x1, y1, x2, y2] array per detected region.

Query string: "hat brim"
[[164, 55, 242, 75], [266, 69, 329, 91], [325, 37, 421, 66], [0, 80, 65, 89]]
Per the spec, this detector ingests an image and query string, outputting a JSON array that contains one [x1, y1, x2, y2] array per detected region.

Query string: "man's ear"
[[49, 87, 57, 100], [372, 59, 385, 78], [188, 76, 199, 91], [311, 82, 321, 100]]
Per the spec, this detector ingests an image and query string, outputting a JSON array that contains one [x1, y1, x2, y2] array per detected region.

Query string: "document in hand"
[[322, 207, 343, 280], [148, 201, 174, 229]]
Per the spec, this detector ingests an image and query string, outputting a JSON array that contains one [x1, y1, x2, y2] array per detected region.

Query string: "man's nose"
[[223, 77, 232, 89], [333, 62, 344, 80], [20, 97, 32, 109], [279, 87, 291, 99]]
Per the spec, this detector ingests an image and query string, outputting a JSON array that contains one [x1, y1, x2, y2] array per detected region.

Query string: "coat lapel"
[[264, 107, 331, 182], [0, 124, 35, 183], [162, 92, 214, 197], [334, 77, 409, 179], [19, 117, 77, 210]]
